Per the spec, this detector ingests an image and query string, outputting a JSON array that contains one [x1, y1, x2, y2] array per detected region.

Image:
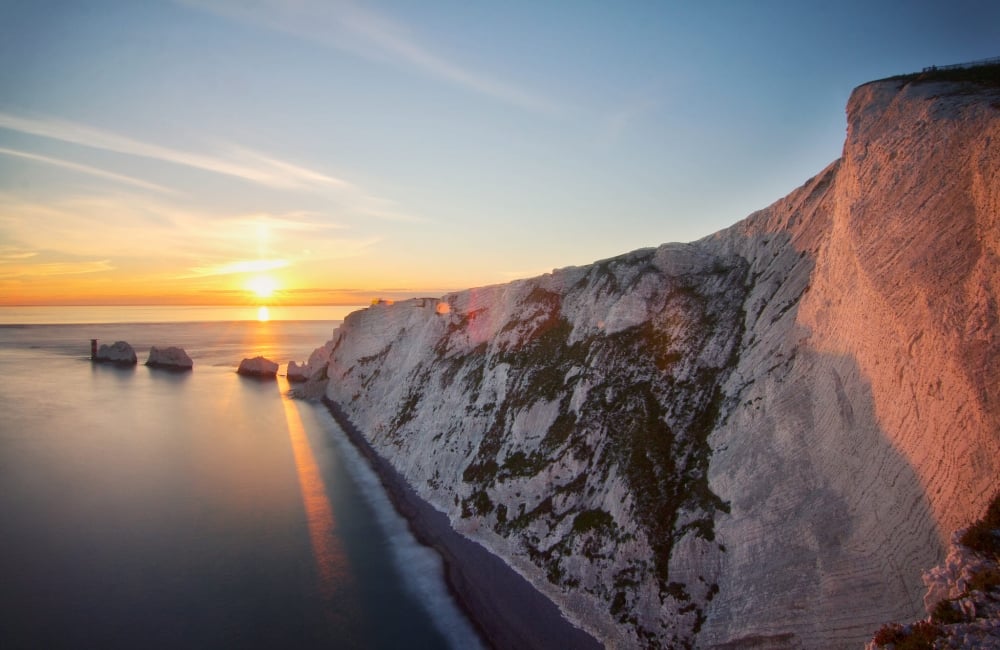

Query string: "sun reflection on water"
[[279, 392, 351, 603], [257, 306, 270, 322]]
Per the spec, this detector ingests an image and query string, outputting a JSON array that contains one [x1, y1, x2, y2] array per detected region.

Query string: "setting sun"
[[247, 275, 278, 299]]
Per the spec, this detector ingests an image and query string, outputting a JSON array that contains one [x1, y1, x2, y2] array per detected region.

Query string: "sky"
[[0, 1, 998, 307]]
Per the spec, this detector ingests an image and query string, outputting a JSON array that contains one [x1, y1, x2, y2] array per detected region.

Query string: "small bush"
[[961, 524, 1000, 555], [902, 621, 943, 649], [985, 491, 1000, 528], [959, 491, 1000, 557], [872, 621, 942, 650], [930, 598, 965, 624], [873, 623, 905, 646], [968, 566, 1000, 593]]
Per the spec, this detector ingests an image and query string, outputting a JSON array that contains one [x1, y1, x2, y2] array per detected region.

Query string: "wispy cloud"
[[230, 211, 347, 234], [185, 258, 290, 278], [0, 248, 38, 261], [0, 111, 426, 222], [0, 112, 348, 191], [0, 192, 380, 268], [0, 258, 114, 278], [182, 0, 559, 114], [284, 286, 454, 302], [0, 146, 175, 193]]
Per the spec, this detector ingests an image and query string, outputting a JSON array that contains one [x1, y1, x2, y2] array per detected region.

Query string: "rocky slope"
[[305, 69, 1000, 648], [866, 493, 1000, 649]]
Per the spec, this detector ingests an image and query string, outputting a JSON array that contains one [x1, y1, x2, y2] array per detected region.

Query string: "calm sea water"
[[0, 307, 481, 649]]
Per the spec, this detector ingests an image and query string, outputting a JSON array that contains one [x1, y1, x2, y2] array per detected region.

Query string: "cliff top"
[[867, 57, 1000, 88]]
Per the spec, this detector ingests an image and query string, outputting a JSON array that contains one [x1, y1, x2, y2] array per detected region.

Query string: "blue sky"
[[1, 0, 998, 304]]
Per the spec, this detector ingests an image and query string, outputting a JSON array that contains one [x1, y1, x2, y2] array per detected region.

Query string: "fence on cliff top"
[[923, 56, 1000, 73]]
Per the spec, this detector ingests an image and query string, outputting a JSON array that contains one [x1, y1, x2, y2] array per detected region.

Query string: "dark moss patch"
[[358, 342, 393, 365], [463, 459, 499, 485], [572, 509, 614, 535], [462, 260, 747, 618], [348, 253, 751, 647], [542, 409, 577, 453], [391, 386, 423, 430], [610, 591, 628, 617], [497, 450, 549, 480], [498, 496, 555, 534], [461, 489, 494, 518]]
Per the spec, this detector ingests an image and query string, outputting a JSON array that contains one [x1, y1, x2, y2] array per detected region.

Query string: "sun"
[[247, 275, 278, 299]]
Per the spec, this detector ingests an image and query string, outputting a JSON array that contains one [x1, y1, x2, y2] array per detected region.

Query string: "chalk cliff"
[[307, 69, 1000, 648]]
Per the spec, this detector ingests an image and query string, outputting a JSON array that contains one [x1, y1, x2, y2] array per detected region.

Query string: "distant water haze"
[[0, 308, 480, 649], [0, 305, 366, 325]]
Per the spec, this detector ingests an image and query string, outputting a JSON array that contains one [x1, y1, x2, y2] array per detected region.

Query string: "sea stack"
[[237, 356, 278, 378], [93, 340, 137, 365], [286, 360, 310, 383], [146, 346, 193, 370]]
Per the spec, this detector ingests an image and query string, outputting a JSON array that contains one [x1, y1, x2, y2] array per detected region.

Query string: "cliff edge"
[[306, 69, 1000, 648]]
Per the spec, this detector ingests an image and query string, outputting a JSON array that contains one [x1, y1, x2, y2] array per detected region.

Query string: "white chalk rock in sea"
[[287, 360, 310, 382], [237, 356, 278, 378], [146, 346, 193, 370], [94, 340, 137, 365]]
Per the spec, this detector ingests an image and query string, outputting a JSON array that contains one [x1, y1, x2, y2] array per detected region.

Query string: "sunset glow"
[[1, 3, 994, 308], [248, 275, 278, 299], [279, 390, 353, 607]]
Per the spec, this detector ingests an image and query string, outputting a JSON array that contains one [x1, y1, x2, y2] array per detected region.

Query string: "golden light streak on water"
[[279, 391, 350, 602]]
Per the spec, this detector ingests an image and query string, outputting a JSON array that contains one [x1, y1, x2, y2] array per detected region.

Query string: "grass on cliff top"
[[882, 62, 1000, 87]]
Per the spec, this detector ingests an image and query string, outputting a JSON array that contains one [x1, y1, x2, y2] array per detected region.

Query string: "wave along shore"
[[322, 399, 602, 650]]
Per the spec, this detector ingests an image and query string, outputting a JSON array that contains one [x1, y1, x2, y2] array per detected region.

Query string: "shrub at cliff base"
[[959, 491, 1000, 557]]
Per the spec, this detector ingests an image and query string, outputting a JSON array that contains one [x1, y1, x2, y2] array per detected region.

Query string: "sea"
[[0, 306, 483, 650]]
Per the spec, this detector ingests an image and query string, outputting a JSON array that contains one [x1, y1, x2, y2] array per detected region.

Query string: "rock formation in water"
[[146, 346, 193, 370], [237, 356, 278, 378], [287, 360, 310, 383], [288, 340, 335, 385], [305, 66, 1000, 648], [94, 340, 137, 365]]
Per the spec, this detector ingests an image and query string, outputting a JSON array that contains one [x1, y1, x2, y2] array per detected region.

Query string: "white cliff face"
[[700, 77, 1000, 648], [322, 260, 745, 647], [307, 74, 1000, 649]]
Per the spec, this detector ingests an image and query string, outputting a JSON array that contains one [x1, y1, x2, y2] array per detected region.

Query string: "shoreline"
[[322, 398, 602, 650]]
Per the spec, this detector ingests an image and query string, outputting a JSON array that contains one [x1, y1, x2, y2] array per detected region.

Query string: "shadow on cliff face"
[[318, 169, 953, 648], [313, 77, 1000, 648], [700, 222, 945, 649]]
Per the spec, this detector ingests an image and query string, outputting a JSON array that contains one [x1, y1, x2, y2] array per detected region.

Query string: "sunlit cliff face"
[[796, 80, 1000, 539], [305, 76, 1000, 649]]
